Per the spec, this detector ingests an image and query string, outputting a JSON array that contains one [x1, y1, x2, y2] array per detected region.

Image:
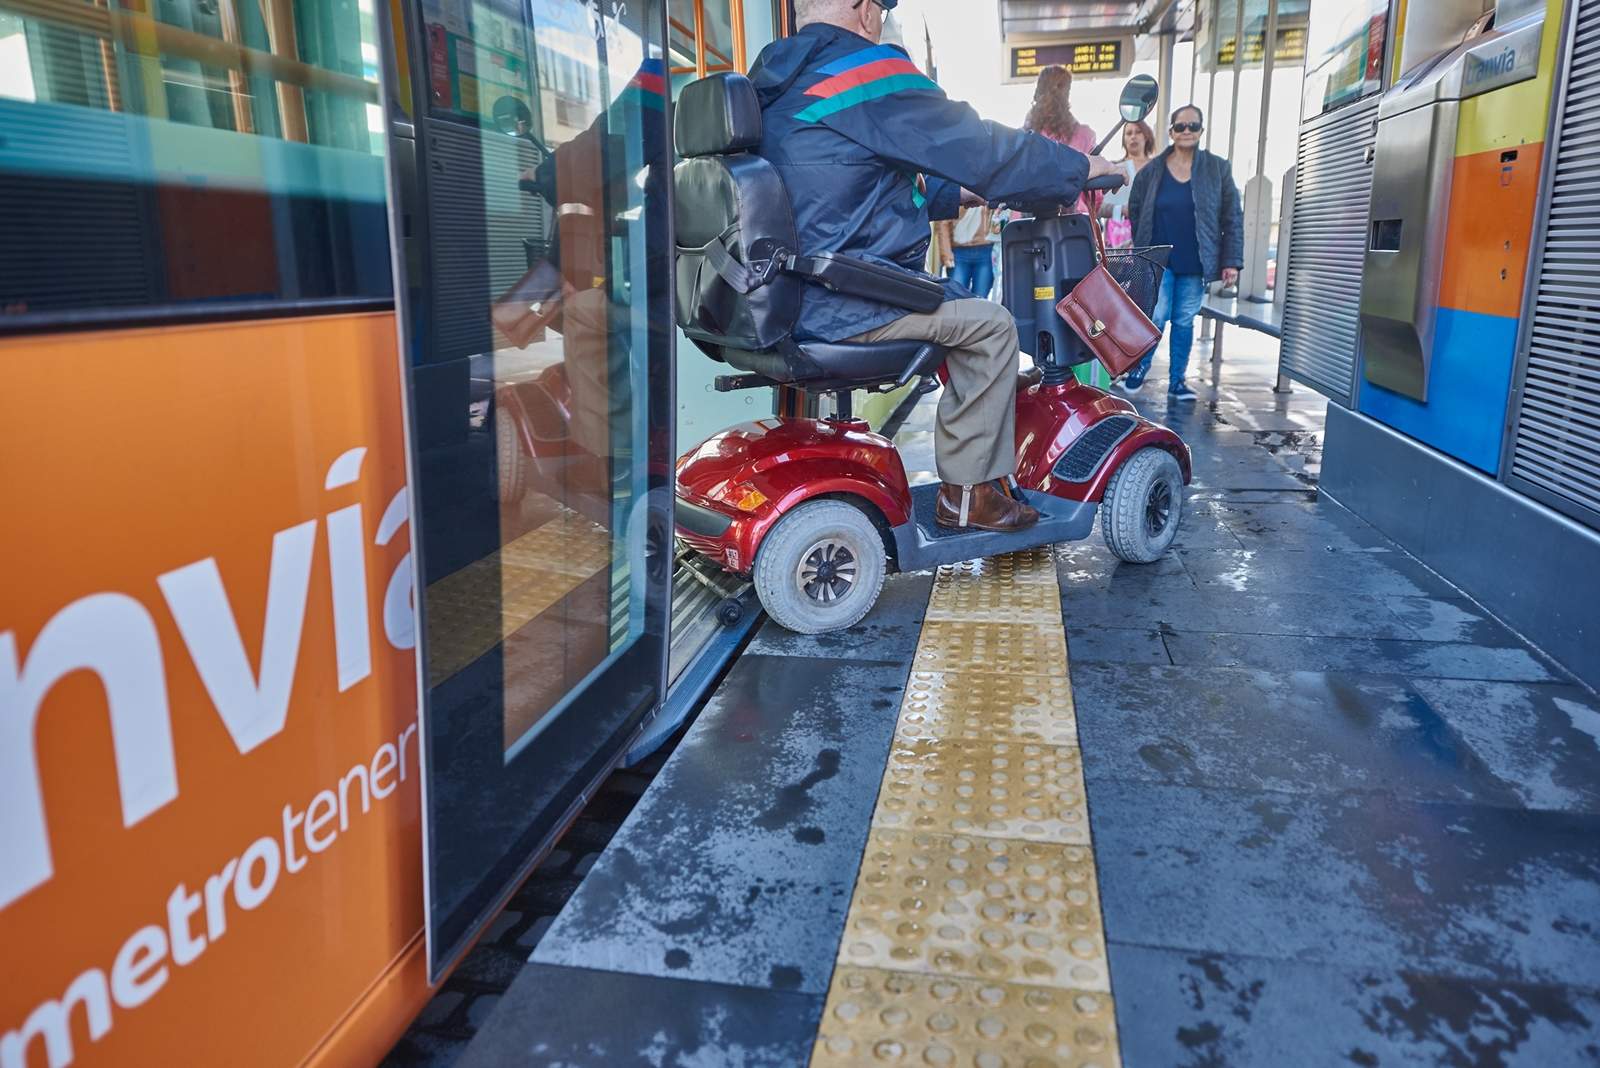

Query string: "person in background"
[[940, 201, 995, 299], [1100, 119, 1156, 248], [1124, 104, 1242, 401], [1023, 65, 1096, 213]]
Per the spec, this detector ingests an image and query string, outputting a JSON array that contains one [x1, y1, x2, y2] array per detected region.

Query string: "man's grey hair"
[[795, 0, 858, 28]]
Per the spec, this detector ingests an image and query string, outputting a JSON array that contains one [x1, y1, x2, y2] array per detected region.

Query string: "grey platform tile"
[[1208, 406, 1330, 434], [1197, 498, 1397, 553], [1067, 626, 1171, 665], [1087, 781, 1600, 986], [1163, 632, 1561, 684], [1173, 506, 1250, 550], [1055, 544, 1198, 595], [1185, 446, 1311, 492], [1108, 944, 1600, 1068], [458, 964, 823, 1068], [1177, 546, 1458, 600], [1060, 584, 1419, 640], [533, 654, 908, 995], [1187, 488, 1322, 504], [1387, 596, 1528, 647], [746, 571, 933, 663], [1411, 679, 1600, 815], [1069, 665, 1520, 804]]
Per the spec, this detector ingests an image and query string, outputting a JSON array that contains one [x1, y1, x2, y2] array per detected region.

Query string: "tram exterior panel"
[[0, 0, 776, 1065]]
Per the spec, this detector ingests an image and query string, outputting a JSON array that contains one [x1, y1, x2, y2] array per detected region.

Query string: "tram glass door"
[[381, 0, 673, 976]]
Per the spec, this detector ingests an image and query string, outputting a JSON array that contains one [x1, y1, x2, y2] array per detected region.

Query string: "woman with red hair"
[[1023, 66, 1098, 211]]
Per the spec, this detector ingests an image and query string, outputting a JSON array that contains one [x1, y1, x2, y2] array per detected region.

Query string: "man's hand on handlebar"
[[1085, 155, 1119, 181]]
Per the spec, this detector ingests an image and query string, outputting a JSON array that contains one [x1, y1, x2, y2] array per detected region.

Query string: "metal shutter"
[[424, 118, 549, 362], [1279, 97, 1379, 404], [1508, 0, 1600, 525]]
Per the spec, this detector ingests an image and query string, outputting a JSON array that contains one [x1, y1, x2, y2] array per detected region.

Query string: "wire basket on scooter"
[[1100, 244, 1172, 319]]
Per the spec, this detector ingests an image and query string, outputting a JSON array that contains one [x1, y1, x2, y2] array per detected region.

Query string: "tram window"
[[0, 0, 391, 326]]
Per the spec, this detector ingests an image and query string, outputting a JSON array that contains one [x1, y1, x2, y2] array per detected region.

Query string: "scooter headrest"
[[675, 73, 763, 158]]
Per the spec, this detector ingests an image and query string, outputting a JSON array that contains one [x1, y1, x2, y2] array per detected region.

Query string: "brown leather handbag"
[[1054, 211, 1161, 377]]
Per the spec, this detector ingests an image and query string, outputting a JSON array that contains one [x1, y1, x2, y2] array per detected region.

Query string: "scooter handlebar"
[[990, 174, 1123, 213]]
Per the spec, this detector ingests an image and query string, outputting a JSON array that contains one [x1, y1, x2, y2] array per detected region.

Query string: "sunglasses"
[[1171, 122, 1203, 133], [851, 0, 898, 8]]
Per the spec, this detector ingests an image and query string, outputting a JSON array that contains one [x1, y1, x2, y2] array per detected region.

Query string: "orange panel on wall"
[[1439, 142, 1543, 321]]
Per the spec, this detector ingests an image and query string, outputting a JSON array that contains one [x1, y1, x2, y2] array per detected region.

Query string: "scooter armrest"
[[788, 252, 945, 314]]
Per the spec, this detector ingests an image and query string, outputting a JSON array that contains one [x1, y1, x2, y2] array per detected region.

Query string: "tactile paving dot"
[[936, 550, 1058, 586], [916, 621, 1070, 678], [929, 571, 1061, 622], [897, 672, 1079, 746], [810, 967, 1119, 1068], [874, 739, 1090, 844], [838, 829, 1109, 991]]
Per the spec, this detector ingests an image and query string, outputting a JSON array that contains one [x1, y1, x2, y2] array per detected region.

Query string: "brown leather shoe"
[[935, 480, 1040, 532]]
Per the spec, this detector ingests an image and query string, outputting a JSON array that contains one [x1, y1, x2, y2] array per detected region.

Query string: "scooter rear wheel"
[[754, 499, 887, 634], [1101, 447, 1184, 563]]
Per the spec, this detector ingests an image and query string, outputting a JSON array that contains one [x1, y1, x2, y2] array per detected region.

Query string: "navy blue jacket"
[[749, 24, 1092, 342], [1128, 148, 1243, 283]]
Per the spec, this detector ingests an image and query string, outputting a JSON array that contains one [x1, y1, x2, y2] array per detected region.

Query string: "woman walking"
[[940, 202, 996, 299], [1024, 65, 1096, 212], [1101, 119, 1156, 248], [1125, 105, 1242, 400]]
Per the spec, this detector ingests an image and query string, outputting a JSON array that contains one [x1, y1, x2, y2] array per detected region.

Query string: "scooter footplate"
[[892, 484, 1097, 572]]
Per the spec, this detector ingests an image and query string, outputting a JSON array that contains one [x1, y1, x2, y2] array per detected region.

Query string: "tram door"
[[379, 0, 674, 976]]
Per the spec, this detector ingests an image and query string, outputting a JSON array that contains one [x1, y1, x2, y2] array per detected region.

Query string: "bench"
[[1198, 291, 1289, 392]]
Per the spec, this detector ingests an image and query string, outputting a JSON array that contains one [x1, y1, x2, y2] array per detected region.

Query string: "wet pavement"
[[390, 333, 1600, 1066], [1063, 337, 1600, 1066]]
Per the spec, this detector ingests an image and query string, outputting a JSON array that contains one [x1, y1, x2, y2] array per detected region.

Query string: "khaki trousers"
[[850, 299, 1020, 485]]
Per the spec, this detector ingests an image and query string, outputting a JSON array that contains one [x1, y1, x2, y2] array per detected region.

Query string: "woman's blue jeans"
[[1132, 270, 1206, 387], [950, 245, 995, 300]]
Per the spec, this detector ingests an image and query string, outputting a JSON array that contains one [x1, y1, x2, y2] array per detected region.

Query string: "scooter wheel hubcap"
[[798, 538, 858, 605], [1145, 479, 1173, 539]]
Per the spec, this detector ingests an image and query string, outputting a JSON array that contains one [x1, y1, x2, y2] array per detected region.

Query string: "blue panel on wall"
[[1358, 306, 1519, 475]]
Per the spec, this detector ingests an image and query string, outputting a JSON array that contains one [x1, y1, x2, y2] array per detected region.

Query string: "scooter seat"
[[718, 338, 946, 389]]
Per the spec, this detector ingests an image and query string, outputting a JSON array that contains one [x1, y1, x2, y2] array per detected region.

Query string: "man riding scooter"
[[748, 0, 1120, 531]]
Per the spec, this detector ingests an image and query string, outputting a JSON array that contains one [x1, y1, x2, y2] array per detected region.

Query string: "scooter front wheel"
[[754, 499, 887, 634], [1101, 447, 1184, 563]]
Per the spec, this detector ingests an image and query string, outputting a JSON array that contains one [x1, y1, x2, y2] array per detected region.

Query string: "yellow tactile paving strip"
[[812, 548, 1122, 1068], [425, 510, 610, 686]]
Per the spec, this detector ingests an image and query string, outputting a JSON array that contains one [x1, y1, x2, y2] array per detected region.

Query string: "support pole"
[[1188, 12, 1199, 106], [1157, 30, 1174, 146], [1240, 0, 1280, 302], [1224, 0, 1245, 164], [1255, 0, 1279, 178], [693, 0, 707, 78]]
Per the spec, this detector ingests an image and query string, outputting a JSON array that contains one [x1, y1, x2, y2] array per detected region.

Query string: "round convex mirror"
[[493, 95, 535, 136], [1119, 75, 1160, 123]]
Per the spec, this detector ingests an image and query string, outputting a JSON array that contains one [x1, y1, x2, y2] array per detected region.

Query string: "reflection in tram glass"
[[396, 0, 672, 970], [0, 0, 390, 316], [410, 0, 661, 758]]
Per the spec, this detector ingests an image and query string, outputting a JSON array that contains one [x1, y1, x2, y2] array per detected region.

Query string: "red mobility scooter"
[[672, 73, 1191, 633]]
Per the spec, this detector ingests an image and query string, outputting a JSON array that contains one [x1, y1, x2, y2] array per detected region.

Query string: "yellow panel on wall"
[[1456, 0, 1564, 156]]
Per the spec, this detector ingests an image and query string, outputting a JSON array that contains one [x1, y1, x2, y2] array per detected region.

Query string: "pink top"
[[1041, 123, 1098, 213]]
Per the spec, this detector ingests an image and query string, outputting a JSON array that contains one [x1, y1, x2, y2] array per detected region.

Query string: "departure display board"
[[1217, 25, 1308, 65], [1006, 38, 1130, 83]]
